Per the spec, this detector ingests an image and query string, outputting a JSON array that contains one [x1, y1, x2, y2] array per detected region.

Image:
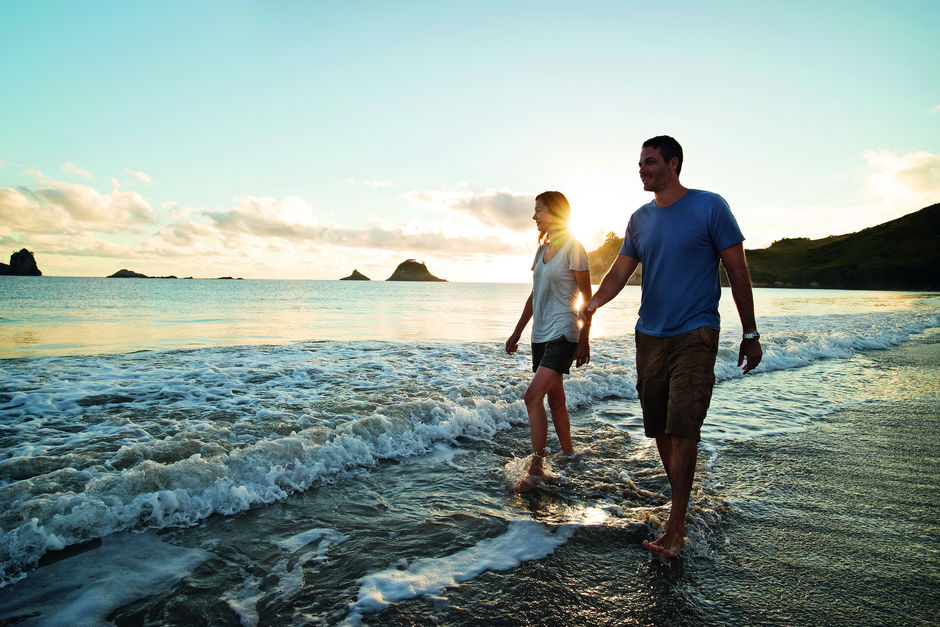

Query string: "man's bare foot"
[[642, 532, 684, 558], [511, 474, 542, 493]]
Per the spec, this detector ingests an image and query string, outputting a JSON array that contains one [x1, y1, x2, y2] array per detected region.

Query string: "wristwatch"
[[742, 331, 760, 341]]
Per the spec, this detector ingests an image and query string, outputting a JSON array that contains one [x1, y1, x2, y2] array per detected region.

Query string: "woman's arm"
[[574, 270, 592, 367], [506, 291, 533, 354]]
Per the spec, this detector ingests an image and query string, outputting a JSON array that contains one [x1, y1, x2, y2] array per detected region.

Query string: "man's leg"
[[645, 434, 698, 557], [643, 327, 717, 557]]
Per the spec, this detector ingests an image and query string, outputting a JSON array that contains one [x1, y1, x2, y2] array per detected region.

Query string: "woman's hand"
[[575, 338, 590, 367]]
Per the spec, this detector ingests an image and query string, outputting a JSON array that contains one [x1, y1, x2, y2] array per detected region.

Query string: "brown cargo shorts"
[[635, 326, 719, 442]]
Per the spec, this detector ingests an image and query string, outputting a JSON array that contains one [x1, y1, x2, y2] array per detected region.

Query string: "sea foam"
[[1, 308, 938, 585]]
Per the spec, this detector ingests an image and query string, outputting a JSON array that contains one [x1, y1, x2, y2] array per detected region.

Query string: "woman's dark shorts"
[[635, 326, 719, 442], [532, 336, 578, 374]]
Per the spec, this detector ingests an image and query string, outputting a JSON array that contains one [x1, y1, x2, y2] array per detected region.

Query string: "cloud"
[[206, 195, 325, 239], [0, 179, 156, 235], [862, 150, 940, 210], [123, 167, 152, 185], [403, 189, 534, 232], [203, 195, 522, 255], [932, 104, 940, 114], [362, 179, 393, 188], [60, 162, 93, 180]]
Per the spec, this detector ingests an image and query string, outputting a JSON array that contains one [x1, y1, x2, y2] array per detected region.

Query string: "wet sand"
[[377, 333, 940, 626]]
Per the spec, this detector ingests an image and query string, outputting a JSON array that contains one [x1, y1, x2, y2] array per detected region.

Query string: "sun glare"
[[561, 169, 629, 250]]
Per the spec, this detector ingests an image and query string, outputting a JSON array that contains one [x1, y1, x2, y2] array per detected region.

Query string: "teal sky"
[[1, 0, 937, 281]]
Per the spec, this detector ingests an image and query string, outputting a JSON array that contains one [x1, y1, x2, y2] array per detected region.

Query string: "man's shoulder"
[[630, 199, 658, 218], [686, 189, 727, 205]]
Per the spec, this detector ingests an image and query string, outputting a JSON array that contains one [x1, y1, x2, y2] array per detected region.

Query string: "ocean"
[[0, 277, 938, 626]]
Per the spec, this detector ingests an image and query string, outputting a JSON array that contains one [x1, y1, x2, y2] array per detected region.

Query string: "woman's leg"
[[546, 377, 573, 453], [522, 366, 563, 473]]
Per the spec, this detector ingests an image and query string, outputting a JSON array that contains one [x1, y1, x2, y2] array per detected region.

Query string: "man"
[[581, 135, 762, 558]]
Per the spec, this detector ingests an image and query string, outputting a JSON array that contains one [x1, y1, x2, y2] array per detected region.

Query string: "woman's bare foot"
[[510, 453, 546, 493]]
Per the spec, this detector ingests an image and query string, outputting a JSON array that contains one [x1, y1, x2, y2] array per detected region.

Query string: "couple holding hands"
[[505, 135, 762, 558]]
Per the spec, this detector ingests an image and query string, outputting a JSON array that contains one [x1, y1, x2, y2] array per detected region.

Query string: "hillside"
[[585, 203, 939, 291], [587, 231, 641, 285]]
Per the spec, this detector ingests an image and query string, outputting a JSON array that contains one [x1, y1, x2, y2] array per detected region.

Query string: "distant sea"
[[1, 277, 938, 625]]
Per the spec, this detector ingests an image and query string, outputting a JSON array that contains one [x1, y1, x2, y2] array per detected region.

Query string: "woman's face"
[[533, 199, 555, 234]]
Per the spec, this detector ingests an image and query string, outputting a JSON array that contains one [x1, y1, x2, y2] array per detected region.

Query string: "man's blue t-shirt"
[[619, 189, 744, 337]]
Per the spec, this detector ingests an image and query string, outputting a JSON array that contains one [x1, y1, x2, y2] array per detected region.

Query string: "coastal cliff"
[[386, 260, 446, 282]]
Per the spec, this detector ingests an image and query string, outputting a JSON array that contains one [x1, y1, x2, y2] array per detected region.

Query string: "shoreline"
[[1, 329, 937, 624], [374, 332, 940, 626]]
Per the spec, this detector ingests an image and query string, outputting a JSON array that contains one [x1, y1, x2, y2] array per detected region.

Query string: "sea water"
[[0, 277, 938, 625]]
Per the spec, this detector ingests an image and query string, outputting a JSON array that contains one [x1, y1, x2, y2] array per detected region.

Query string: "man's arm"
[[719, 242, 762, 374], [580, 254, 639, 322], [574, 269, 592, 367]]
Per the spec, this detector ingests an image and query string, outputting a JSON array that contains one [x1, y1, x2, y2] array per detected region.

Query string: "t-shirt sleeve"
[[567, 240, 590, 271], [619, 215, 638, 258], [709, 195, 745, 252]]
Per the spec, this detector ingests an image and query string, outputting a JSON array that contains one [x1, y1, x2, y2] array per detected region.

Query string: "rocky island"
[[340, 269, 371, 281], [386, 260, 446, 282], [107, 269, 242, 279], [0, 249, 42, 276]]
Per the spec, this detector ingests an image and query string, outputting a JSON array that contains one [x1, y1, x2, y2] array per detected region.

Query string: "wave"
[[1, 309, 938, 585]]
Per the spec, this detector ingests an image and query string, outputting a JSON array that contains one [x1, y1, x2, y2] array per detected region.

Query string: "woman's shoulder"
[[561, 235, 587, 255]]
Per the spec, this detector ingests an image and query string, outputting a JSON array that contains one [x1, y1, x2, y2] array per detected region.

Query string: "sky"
[[1, 1, 938, 282]]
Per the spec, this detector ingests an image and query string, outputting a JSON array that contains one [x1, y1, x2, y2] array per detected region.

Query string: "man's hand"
[[579, 298, 599, 324], [738, 339, 762, 374], [506, 332, 521, 355]]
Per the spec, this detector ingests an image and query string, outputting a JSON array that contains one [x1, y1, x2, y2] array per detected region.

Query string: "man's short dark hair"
[[642, 135, 683, 176]]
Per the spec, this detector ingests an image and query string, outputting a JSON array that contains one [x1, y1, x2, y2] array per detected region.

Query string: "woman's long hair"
[[536, 190, 571, 245]]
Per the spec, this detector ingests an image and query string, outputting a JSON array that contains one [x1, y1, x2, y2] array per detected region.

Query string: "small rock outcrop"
[[386, 259, 446, 282], [108, 269, 152, 278], [107, 269, 180, 279], [107, 269, 240, 279], [0, 249, 42, 276], [340, 269, 371, 281]]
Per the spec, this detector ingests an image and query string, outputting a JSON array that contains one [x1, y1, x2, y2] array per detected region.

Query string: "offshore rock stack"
[[386, 260, 446, 281], [0, 249, 42, 276], [340, 269, 371, 280]]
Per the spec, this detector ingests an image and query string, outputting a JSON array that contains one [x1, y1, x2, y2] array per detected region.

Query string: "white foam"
[[2, 307, 938, 584], [343, 519, 576, 625]]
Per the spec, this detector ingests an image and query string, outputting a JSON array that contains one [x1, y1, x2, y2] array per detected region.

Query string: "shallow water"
[[0, 279, 938, 624]]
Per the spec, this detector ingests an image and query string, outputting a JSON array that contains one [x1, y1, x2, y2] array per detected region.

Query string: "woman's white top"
[[530, 236, 590, 343]]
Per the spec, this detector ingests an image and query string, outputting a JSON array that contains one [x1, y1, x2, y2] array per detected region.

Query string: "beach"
[[0, 280, 938, 625], [345, 334, 940, 626]]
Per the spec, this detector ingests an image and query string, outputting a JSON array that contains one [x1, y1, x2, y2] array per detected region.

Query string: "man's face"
[[638, 146, 673, 192]]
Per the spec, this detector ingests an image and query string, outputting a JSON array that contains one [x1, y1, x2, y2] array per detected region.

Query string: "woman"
[[506, 191, 592, 492]]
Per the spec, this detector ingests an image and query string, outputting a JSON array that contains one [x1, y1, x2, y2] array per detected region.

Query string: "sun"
[[563, 183, 629, 251]]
